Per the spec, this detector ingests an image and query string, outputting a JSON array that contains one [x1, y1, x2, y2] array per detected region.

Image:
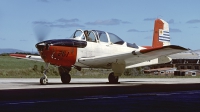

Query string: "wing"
[[10, 54, 44, 62], [78, 45, 188, 68]]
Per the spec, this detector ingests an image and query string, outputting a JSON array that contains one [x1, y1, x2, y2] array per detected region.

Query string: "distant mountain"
[[0, 48, 27, 54]]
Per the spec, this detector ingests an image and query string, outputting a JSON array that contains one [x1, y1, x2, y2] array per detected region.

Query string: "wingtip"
[[140, 45, 188, 54], [10, 54, 26, 58], [164, 45, 189, 51]]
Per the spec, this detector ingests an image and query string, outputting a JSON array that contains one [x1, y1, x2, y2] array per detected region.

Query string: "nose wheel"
[[40, 76, 48, 85], [40, 63, 49, 85]]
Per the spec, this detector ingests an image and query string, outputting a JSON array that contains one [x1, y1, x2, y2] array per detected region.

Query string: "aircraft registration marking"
[[58, 51, 69, 57]]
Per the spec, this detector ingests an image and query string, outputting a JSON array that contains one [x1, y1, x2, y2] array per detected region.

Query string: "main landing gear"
[[58, 66, 71, 84], [108, 62, 125, 84], [108, 72, 119, 84]]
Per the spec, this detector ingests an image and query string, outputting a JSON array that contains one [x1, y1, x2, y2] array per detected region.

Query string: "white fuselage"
[[74, 41, 172, 69], [75, 41, 143, 68]]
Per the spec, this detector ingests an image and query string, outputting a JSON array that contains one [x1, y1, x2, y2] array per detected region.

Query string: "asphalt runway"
[[1, 78, 200, 90], [1, 78, 147, 90], [0, 78, 200, 111]]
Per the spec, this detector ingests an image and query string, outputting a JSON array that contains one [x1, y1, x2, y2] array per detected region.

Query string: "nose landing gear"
[[40, 75, 48, 85], [40, 63, 49, 85]]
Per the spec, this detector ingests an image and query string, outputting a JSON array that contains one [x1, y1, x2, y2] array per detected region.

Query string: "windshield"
[[69, 30, 84, 40], [108, 32, 124, 45]]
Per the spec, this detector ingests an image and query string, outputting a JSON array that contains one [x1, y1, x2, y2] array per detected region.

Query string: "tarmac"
[[0, 78, 200, 90], [0, 78, 200, 101], [1, 78, 200, 111]]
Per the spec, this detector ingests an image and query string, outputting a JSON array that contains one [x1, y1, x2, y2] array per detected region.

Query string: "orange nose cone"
[[35, 39, 86, 67]]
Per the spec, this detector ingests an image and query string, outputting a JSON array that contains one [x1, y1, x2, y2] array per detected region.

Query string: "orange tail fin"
[[152, 19, 170, 48]]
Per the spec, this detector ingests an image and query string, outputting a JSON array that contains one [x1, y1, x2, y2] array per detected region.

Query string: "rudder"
[[152, 19, 170, 48]]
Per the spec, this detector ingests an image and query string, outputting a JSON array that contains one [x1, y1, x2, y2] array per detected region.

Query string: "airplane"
[[10, 19, 188, 85]]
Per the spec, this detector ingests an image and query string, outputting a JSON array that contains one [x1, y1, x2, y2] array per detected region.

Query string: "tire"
[[61, 74, 71, 84], [58, 66, 71, 84], [40, 77, 48, 85], [108, 72, 119, 84]]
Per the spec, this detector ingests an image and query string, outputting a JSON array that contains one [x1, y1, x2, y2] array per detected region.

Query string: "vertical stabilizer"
[[152, 19, 170, 48]]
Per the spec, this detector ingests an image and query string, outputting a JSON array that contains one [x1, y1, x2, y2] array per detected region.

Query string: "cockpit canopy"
[[69, 29, 138, 48]]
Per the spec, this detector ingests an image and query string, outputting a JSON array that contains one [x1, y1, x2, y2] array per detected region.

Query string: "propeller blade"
[[33, 24, 51, 42]]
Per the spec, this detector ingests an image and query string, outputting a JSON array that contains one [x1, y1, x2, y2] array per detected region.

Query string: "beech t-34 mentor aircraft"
[[10, 19, 188, 85]]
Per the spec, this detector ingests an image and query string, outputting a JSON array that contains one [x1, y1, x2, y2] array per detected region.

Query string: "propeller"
[[33, 24, 51, 42]]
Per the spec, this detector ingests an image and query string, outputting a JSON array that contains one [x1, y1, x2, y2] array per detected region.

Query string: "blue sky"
[[0, 0, 200, 52]]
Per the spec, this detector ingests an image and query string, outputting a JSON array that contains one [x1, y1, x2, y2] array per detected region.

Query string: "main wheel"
[[40, 77, 48, 85], [108, 72, 119, 84], [58, 66, 71, 84], [61, 74, 71, 84]]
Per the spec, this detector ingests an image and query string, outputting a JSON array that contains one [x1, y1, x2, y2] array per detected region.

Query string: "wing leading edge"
[[78, 45, 188, 68]]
